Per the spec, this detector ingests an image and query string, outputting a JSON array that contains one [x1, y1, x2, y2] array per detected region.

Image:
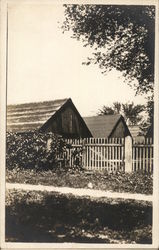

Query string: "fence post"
[[46, 138, 52, 152], [125, 135, 133, 173], [82, 138, 86, 168]]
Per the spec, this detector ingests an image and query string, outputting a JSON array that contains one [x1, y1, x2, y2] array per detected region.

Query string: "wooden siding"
[[111, 120, 129, 138], [43, 105, 92, 138]]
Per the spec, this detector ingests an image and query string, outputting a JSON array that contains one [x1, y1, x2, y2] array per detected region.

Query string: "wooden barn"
[[7, 98, 92, 139], [83, 114, 131, 138]]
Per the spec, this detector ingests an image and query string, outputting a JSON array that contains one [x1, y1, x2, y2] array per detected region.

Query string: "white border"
[[152, 0, 159, 247], [0, 0, 7, 248], [0, 0, 158, 249]]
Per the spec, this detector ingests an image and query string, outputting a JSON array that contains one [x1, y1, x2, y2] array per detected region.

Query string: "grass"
[[6, 167, 153, 195], [6, 189, 152, 243]]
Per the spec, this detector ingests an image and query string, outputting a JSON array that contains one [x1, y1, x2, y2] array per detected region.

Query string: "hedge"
[[6, 131, 67, 170]]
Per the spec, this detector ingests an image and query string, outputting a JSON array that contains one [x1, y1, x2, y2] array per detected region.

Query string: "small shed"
[[83, 114, 131, 138], [128, 125, 142, 138], [7, 98, 92, 138], [128, 125, 145, 143]]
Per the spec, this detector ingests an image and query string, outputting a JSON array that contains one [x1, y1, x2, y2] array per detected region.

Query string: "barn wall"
[[111, 120, 129, 138], [44, 105, 91, 138]]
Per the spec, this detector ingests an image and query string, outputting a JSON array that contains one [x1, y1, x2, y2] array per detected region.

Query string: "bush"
[[6, 131, 67, 170]]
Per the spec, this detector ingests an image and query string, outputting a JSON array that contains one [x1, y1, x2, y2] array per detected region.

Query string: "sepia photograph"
[[0, 0, 158, 248]]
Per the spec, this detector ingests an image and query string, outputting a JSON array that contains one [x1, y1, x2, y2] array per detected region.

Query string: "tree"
[[122, 103, 144, 125], [139, 98, 154, 134], [112, 102, 122, 114], [98, 102, 121, 115], [146, 99, 154, 126], [98, 106, 115, 115], [62, 5, 155, 95], [98, 102, 144, 125]]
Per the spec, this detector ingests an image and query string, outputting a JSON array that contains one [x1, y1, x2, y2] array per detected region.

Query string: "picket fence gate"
[[64, 136, 153, 173]]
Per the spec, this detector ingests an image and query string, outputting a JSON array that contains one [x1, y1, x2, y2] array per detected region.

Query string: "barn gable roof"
[[7, 98, 69, 132], [83, 114, 130, 138]]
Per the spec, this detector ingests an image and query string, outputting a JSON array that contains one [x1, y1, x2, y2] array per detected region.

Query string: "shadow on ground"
[[6, 191, 152, 243]]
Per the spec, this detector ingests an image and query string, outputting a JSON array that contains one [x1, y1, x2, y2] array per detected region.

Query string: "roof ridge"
[[83, 114, 121, 118]]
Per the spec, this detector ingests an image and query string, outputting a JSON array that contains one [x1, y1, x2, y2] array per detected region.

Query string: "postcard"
[[0, 0, 158, 249]]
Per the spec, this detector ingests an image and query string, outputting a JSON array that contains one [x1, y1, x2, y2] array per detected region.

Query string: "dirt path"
[[6, 183, 153, 201], [6, 182, 152, 202]]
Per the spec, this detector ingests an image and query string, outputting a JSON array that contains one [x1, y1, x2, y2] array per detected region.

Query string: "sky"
[[7, 3, 148, 116]]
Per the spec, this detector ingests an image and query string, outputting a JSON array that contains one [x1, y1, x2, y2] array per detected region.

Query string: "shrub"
[[6, 131, 67, 170]]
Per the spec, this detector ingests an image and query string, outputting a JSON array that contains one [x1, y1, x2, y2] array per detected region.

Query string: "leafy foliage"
[[62, 5, 155, 94], [122, 102, 144, 125], [140, 99, 154, 135], [98, 101, 144, 125], [98, 106, 115, 115], [6, 132, 67, 170]]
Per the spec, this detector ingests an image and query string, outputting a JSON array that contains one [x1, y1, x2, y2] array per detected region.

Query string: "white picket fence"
[[132, 137, 153, 173], [65, 136, 153, 173], [83, 138, 124, 172]]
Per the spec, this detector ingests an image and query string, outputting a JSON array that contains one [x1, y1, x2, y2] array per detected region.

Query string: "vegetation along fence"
[[65, 136, 153, 173]]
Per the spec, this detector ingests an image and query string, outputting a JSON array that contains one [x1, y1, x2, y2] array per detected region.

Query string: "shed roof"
[[7, 98, 68, 132], [128, 125, 142, 138], [83, 114, 124, 138]]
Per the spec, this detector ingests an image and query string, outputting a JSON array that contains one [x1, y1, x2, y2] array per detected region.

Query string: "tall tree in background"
[[112, 102, 122, 114], [139, 98, 154, 134], [98, 102, 122, 115], [98, 102, 144, 125], [62, 5, 155, 95], [122, 103, 144, 125], [98, 106, 115, 115]]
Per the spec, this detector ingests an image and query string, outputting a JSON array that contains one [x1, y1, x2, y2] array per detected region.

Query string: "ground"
[[6, 189, 152, 243], [6, 168, 153, 194], [5, 168, 153, 244]]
